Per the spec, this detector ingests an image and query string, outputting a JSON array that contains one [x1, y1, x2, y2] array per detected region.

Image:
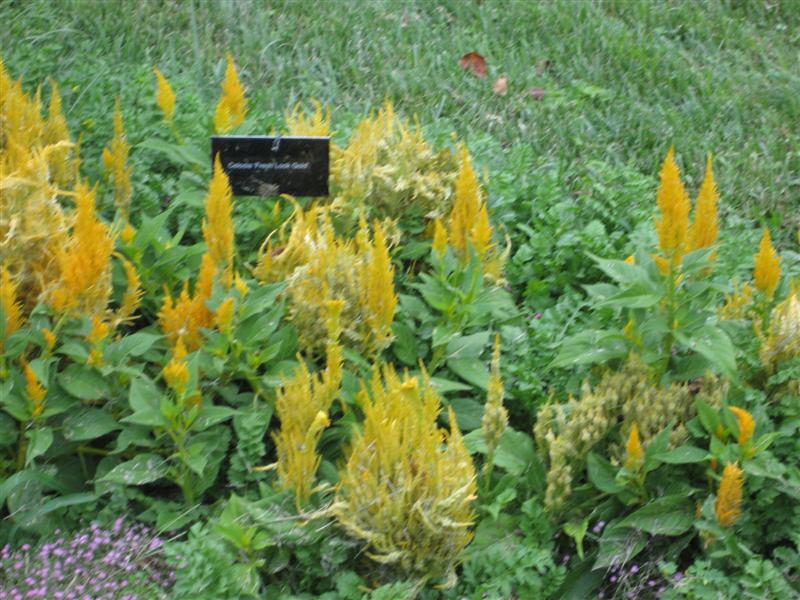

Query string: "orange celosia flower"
[[1, 267, 24, 346], [449, 147, 482, 257], [214, 297, 235, 332], [113, 257, 143, 328], [715, 462, 744, 527], [41, 328, 57, 351], [153, 66, 176, 122], [625, 423, 644, 470], [24, 362, 47, 418], [213, 53, 247, 133], [753, 228, 781, 299], [729, 406, 755, 445], [655, 147, 691, 267], [432, 218, 448, 256], [163, 337, 190, 395], [101, 98, 133, 217], [689, 155, 719, 253], [203, 156, 235, 286], [159, 254, 216, 350], [50, 181, 115, 318]]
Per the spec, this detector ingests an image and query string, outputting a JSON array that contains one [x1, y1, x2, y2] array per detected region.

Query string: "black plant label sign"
[[211, 136, 329, 197]]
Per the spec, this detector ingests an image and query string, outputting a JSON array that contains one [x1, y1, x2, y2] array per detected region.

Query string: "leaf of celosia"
[[654, 445, 710, 464], [587, 452, 623, 494], [25, 427, 53, 466], [447, 397, 484, 431], [106, 331, 161, 362], [493, 429, 540, 479], [551, 329, 628, 368], [674, 326, 738, 382], [447, 357, 490, 390], [618, 495, 694, 536], [190, 406, 238, 432], [446, 330, 491, 359], [392, 321, 419, 366], [0, 468, 72, 507], [112, 425, 156, 454], [124, 377, 168, 428], [63, 408, 122, 441], [0, 412, 15, 445], [58, 364, 111, 400], [15, 492, 97, 530], [594, 525, 647, 569], [100, 453, 168, 486]]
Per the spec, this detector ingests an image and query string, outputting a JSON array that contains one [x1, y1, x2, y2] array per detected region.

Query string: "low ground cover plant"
[[1, 43, 798, 600]]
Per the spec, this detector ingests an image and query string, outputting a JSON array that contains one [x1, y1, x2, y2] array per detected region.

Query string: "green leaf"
[[15, 492, 97, 529], [0, 469, 71, 507], [493, 429, 538, 477], [57, 364, 110, 401], [426, 376, 471, 394], [25, 428, 53, 466], [617, 495, 694, 536], [563, 518, 589, 560], [62, 408, 122, 441], [191, 406, 237, 432], [100, 453, 168, 486], [676, 326, 738, 382], [594, 525, 647, 569], [447, 358, 489, 390], [587, 452, 623, 494], [695, 397, 719, 434], [551, 329, 629, 368], [0, 411, 16, 446], [588, 254, 649, 286], [124, 377, 167, 427], [656, 445, 709, 464], [392, 321, 418, 366], [446, 331, 491, 359], [106, 332, 161, 362], [447, 397, 483, 431]]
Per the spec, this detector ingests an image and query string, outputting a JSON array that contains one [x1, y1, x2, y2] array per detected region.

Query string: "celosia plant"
[[153, 66, 176, 122], [334, 365, 476, 587], [715, 463, 744, 528], [285, 101, 332, 137], [759, 285, 800, 369], [214, 53, 247, 133], [753, 228, 781, 299], [330, 100, 459, 224], [101, 98, 133, 218]]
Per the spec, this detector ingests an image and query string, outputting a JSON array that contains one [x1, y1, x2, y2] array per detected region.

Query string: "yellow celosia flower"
[[624, 423, 644, 470], [449, 147, 482, 257], [114, 257, 143, 328], [42, 328, 57, 351], [655, 147, 690, 267], [159, 253, 216, 350], [360, 219, 397, 353], [334, 365, 476, 584], [285, 101, 331, 137], [153, 66, 176, 122], [120, 222, 136, 245], [50, 181, 114, 318], [624, 255, 635, 265], [213, 53, 247, 133], [471, 204, 493, 257], [715, 462, 744, 528], [234, 273, 249, 299], [729, 406, 755, 446], [273, 300, 343, 505], [719, 280, 754, 320], [689, 155, 719, 253], [24, 362, 47, 418], [482, 334, 508, 459], [43, 80, 73, 187], [101, 97, 133, 217], [86, 315, 110, 366], [753, 228, 781, 299], [214, 297, 235, 332], [203, 156, 235, 286], [760, 287, 800, 368], [163, 337, 190, 395], [1, 267, 23, 346], [432, 218, 448, 256]]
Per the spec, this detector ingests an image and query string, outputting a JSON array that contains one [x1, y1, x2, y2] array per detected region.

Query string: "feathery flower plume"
[[482, 334, 508, 474], [121, 222, 136, 245], [729, 407, 755, 446], [432, 218, 448, 256], [113, 257, 143, 327], [214, 297, 235, 333], [655, 147, 691, 267], [624, 423, 644, 470], [42, 328, 57, 352], [760, 287, 800, 368], [86, 315, 110, 366], [203, 156, 235, 286], [213, 53, 247, 133], [153, 67, 176, 122], [159, 254, 216, 351], [715, 462, 744, 527], [285, 101, 331, 137], [163, 337, 190, 395], [361, 219, 397, 352], [753, 228, 781, 299], [43, 80, 73, 187], [449, 147, 482, 257], [50, 181, 114, 318], [24, 362, 47, 418], [101, 98, 133, 217], [1, 267, 23, 347], [689, 155, 719, 253]]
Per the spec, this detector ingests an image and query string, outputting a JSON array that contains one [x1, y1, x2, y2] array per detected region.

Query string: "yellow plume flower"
[[729, 406, 755, 446], [285, 101, 331, 137], [213, 53, 247, 133], [432, 218, 448, 256], [42, 328, 57, 351], [361, 219, 397, 353], [159, 253, 216, 350], [203, 155, 235, 286], [753, 228, 781, 299], [471, 204, 493, 257], [449, 146, 482, 257], [214, 297, 236, 333], [163, 337, 190, 395], [482, 334, 508, 457], [86, 315, 110, 366], [24, 362, 47, 418], [655, 147, 690, 267], [760, 287, 800, 368], [120, 222, 136, 245], [689, 155, 719, 253], [624, 255, 635, 265], [624, 423, 644, 470], [43, 80, 73, 187], [1, 267, 23, 346], [50, 181, 114, 318], [153, 66, 176, 122], [114, 257, 143, 328], [335, 365, 476, 584], [101, 98, 133, 217], [234, 272, 249, 299], [715, 462, 744, 528]]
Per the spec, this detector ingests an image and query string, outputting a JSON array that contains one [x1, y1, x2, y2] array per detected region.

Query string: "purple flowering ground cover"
[[0, 520, 174, 600]]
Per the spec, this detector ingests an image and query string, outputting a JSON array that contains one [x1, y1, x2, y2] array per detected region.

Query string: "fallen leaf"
[[459, 52, 487, 78], [528, 87, 546, 101], [535, 59, 552, 75], [492, 76, 508, 96]]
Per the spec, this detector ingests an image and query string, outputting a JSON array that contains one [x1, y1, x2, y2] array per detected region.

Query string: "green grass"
[[3, 0, 799, 230]]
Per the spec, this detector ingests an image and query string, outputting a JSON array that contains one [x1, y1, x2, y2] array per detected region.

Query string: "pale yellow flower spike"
[[363, 220, 398, 353], [760, 288, 800, 368], [432, 218, 449, 256], [689, 155, 719, 253], [655, 147, 691, 267], [716, 462, 744, 528], [44, 79, 73, 187], [1, 268, 24, 352], [753, 228, 781, 299], [101, 97, 133, 217], [729, 407, 755, 446], [482, 334, 508, 458], [625, 423, 644, 469], [153, 66, 176, 122], [203, 156, 236, 286]]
